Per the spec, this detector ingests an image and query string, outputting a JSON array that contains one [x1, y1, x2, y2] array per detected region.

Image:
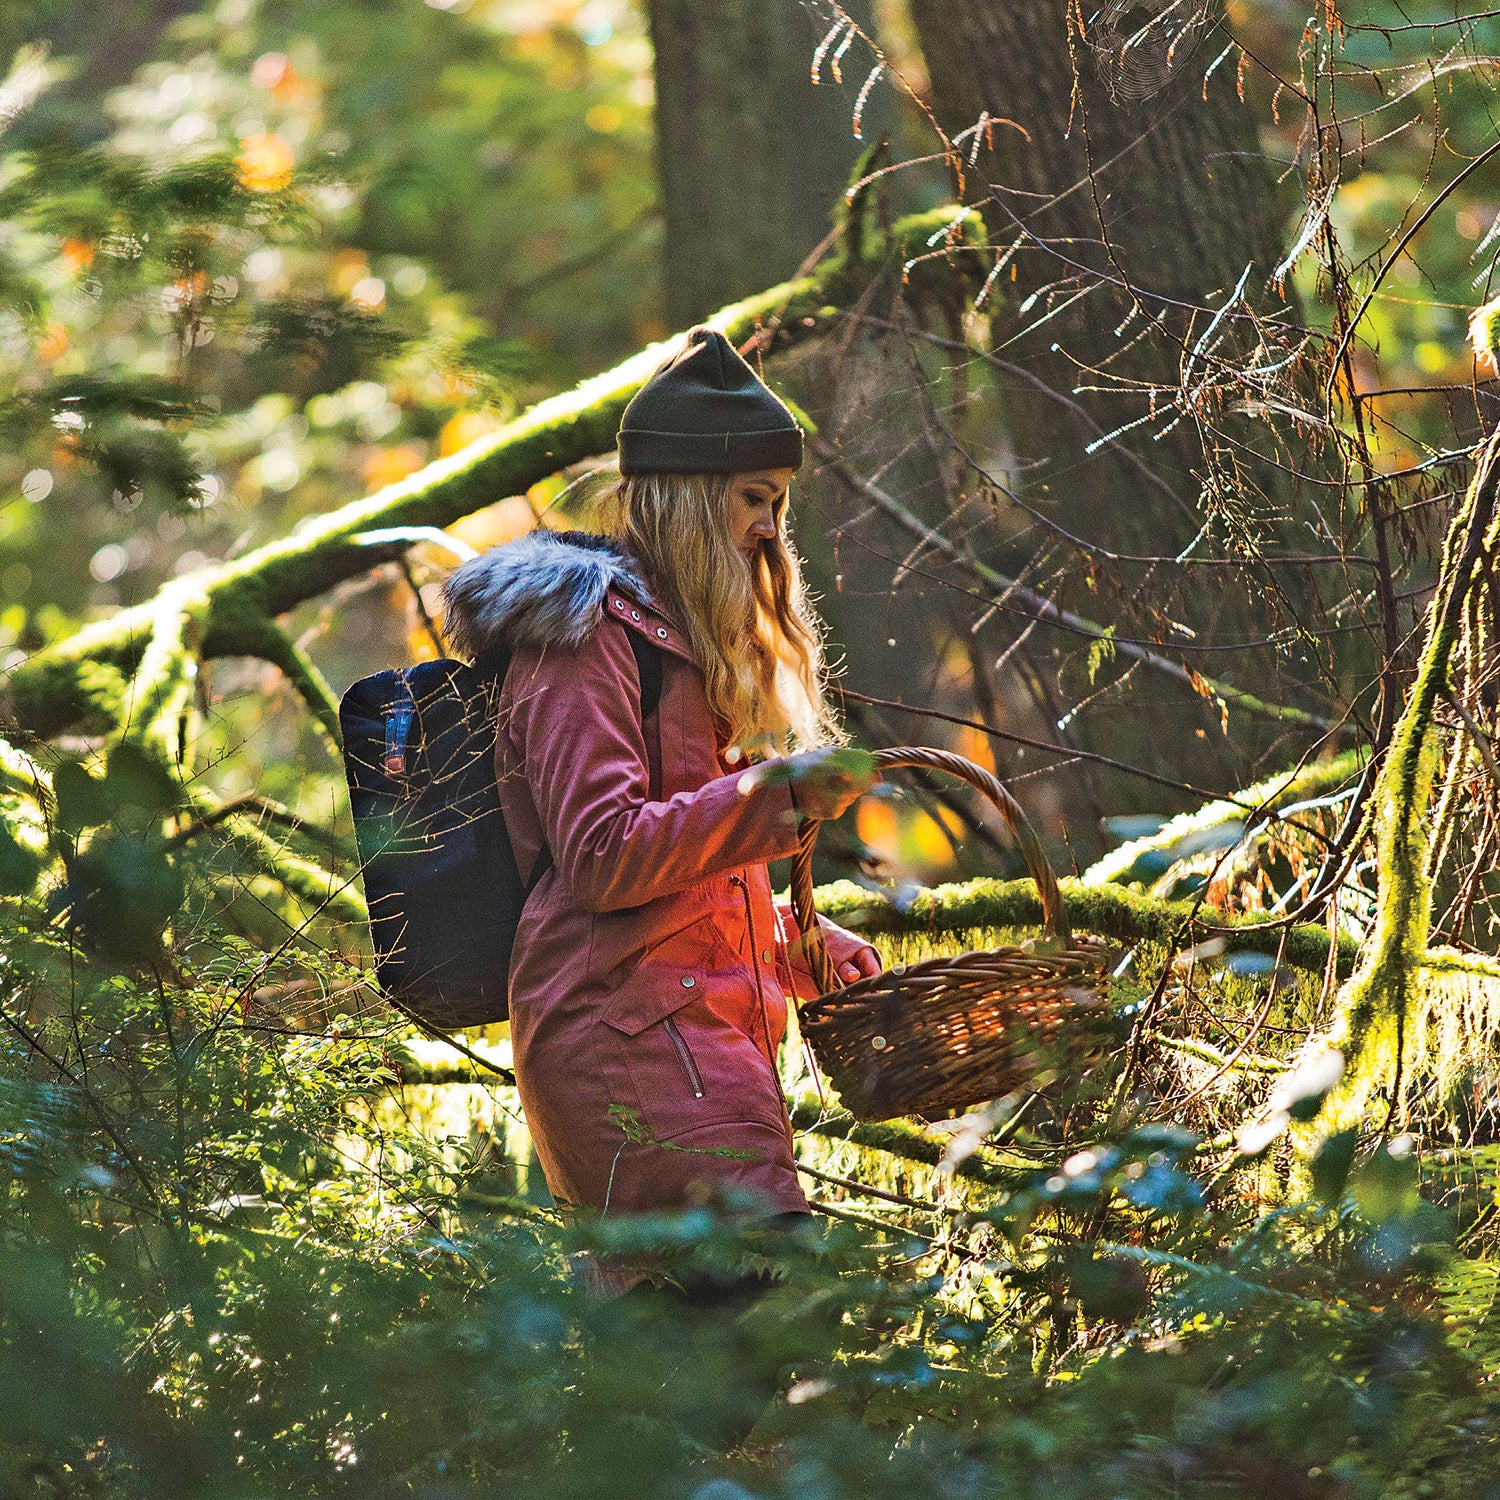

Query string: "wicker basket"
[[793, 747, 1113, 1122]]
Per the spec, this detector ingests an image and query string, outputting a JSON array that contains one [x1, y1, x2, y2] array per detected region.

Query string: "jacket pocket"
[[597, 933, 786, 1145], [598, 965, 712, 1036], [598, 911, 749, 1036]]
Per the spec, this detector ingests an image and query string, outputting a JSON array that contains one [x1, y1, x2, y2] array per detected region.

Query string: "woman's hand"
[[837, 946, 883, 984], [740, 747, 878, 822]]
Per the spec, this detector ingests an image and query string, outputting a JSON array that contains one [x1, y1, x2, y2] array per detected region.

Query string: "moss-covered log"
[[1082, 748, 1367, 888], [787, 1099, 1032, 1189], [5, 205, 984, 740], [811, 876, 1359, 977]]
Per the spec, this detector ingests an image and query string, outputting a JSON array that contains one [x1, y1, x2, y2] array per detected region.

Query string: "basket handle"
[[788, 746, 1070, 996]]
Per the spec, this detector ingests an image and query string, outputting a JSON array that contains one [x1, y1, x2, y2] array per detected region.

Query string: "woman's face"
[[725, 467, 795, 566]]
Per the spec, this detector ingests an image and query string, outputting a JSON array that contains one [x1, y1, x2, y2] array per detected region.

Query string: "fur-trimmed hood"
[[441, 529, 650, 660]]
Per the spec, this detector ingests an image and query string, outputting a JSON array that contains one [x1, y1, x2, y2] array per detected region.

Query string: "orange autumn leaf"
[[362, 444, 425, 488], [60, 239, 94, 274]]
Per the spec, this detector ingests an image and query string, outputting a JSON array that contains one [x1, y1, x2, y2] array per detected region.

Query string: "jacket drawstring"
[[772, 897, 829, 1117]]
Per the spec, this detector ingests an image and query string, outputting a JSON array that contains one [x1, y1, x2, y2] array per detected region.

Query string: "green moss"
[[787, 1097, 1030, 1189], [808, 875, 1358, 976], [118, 581, 210, 763], [221, 813, 367, 926], [1315, 432, 1500, 1127], [250, 621, 344, 753], [1083, 748, 1367, 887]]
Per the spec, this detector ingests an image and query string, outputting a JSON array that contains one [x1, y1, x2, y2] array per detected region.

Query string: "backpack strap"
[[628, 631, 664, 718], [628, 632, 664, 802], [383, 671, 417, 778]]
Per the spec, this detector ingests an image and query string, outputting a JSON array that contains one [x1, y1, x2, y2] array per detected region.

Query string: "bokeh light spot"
[[258, 449, 301, 492], [243, 247, 283, 284], [190, 475, 222, 509], [21, 469, 52, 503], [236, 132, 295, 193], [439, 411, 500, 456], [350, 276, 386, 310], [60, 239, 94, 275], [36, 322, 68, 362], [250, 53, 289, 90], [362, 445, 425, 488], [90, 545, 129, 583]]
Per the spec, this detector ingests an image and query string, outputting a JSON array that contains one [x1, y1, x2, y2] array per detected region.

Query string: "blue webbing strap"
[[383, 670, 416, 778]]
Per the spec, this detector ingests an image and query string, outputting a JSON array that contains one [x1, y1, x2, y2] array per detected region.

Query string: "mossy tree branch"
[[1081, 748, 1367, 888], [5, 205, 985, 741], [1291, 423, 1500, 1128], [248, 621, 344, 754], [118, 578, 209, 767], [214, 808, 367, 927], [810, 875, 1360, 977]]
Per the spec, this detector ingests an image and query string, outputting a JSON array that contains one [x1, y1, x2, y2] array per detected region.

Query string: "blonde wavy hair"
[[601, 472, 844, 758]]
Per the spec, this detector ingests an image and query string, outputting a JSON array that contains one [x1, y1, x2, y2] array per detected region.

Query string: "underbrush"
[[4, 908, 1500, 1499]]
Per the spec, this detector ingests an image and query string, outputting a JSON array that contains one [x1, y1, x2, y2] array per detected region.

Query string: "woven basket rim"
[[790, 745, 1073, 999], [797, 933, 1116, 1021]]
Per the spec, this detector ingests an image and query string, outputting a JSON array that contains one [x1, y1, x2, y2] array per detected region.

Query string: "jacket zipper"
[[730, 873, 777, 1065], [662, 1016, 704, 1098]]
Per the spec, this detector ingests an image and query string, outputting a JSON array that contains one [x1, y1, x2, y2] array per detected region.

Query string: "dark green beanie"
[[617, 326, 804, 476]]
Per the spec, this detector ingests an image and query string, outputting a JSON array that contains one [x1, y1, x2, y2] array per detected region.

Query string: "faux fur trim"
[[441, 530, 650, 659]]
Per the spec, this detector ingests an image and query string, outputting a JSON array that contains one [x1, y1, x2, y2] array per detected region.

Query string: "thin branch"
[[251, 621, 343, 753], [814, 437, 1334, 732]]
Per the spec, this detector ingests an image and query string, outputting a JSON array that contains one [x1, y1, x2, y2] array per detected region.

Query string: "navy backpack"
[[339, 635, 662, 1029]]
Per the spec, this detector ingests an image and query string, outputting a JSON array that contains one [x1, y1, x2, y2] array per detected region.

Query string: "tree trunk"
[[646, 0, 886, 325], [908, 0, 1291, 556], [899, 0, 1332, 811]]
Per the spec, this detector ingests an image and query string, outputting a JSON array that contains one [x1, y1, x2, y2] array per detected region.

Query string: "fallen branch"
[[809, 874, 1360, 977], [1081, 748, 1366, 887]]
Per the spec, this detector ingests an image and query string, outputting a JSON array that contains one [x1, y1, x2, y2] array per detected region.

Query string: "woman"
[[443, 326, 880, 1265]]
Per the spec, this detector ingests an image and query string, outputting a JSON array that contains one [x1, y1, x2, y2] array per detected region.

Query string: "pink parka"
[[443, 530, 878, 1223]]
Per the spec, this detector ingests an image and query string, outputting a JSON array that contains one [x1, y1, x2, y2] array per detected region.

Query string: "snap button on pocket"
[[630, 609, 641, 620], [656, 627, 668, 639], [762, 949, 772, 963], [680, 975, 696, 988]]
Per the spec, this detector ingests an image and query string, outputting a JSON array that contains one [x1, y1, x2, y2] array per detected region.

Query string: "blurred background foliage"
[[5, 0, 1500, 1493]]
